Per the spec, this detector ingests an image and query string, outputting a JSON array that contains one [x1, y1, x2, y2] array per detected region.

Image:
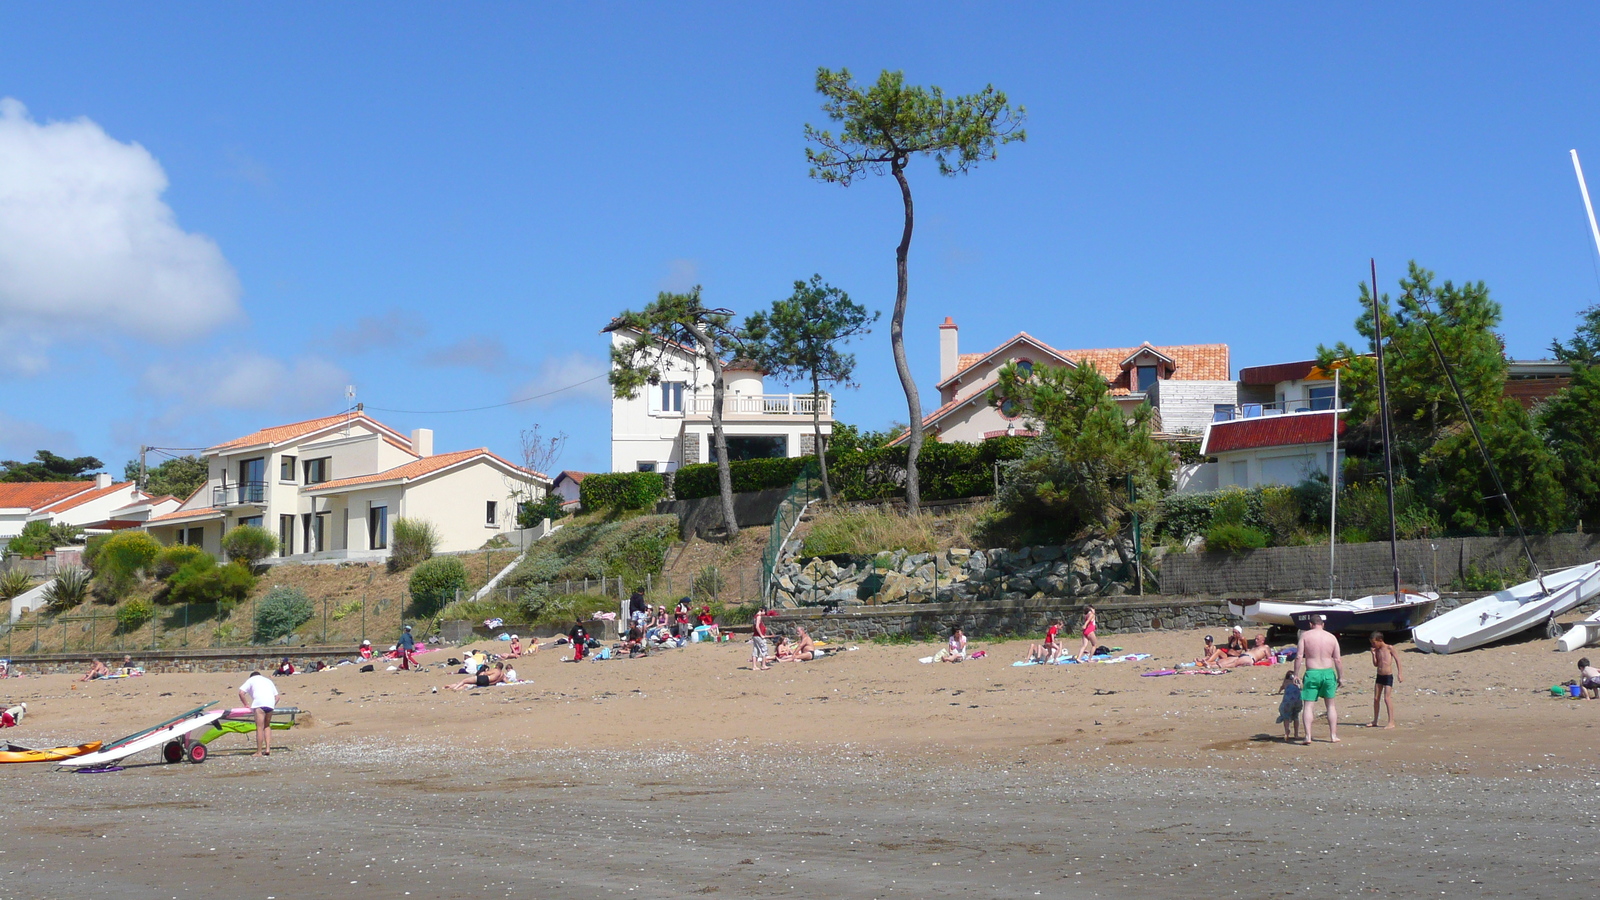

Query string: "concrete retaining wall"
[[1159, 533, 1600, 597], [657, 488, 788, 540]]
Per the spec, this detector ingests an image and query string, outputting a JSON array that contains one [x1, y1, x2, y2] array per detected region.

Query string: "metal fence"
[[760, 460, 821, 603]]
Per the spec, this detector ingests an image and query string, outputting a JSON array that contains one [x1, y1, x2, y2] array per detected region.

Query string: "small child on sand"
[[1578, 657, 1600, 700], [1272, 670, 1302, 742]]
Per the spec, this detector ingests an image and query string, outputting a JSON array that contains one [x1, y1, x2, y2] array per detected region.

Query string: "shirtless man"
[[80, 659, 109, 681], [1295, 615, 1343, 744], [1220, 635, 1273, 668], [1368, 631, 1402, 728]]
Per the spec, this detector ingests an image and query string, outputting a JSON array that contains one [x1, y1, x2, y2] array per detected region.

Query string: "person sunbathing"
[[446, 662, 507, 690], [507, 635, 522, 658], [1219, 636, 1275, 669], [934, 627, 967, 663], [80, 659, 109, 681], [1196, 635, 1227, 667]]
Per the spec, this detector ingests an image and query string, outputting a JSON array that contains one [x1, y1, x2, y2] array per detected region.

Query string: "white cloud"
[[513, 352, 612, 407], [0, 98, 241, 349], [142, 352, 350, 414], [424, 335, 511, 374]]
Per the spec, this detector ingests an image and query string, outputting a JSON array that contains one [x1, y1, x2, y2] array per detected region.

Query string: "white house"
[[144, 411, 548, 560], [0, 476, 158, 540], [604, 324, 833, 473], [551, 471, 590, 511], [1173, 358, 1346, 493], [894, 317, 1235, 445]]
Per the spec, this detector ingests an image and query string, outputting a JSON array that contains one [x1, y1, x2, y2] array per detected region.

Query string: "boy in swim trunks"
[[1368, 631, 1402, 728], [1294, 614, 1343, 745]]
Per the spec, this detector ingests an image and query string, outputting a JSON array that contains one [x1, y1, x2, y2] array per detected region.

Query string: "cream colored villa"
[[144, 412, 547, 561], [604, 323, 833, 473], [893, 317, 1235, 445]]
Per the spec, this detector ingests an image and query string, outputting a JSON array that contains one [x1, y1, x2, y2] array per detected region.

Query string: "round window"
[[1015, 358, 1034, 377], [1000, 397, 1021, 419]]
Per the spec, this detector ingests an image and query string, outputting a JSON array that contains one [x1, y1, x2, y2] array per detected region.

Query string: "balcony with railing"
[[1211, 398, 1339, 422], [212, 481, 268, 508], [686, 393, 832, 419]]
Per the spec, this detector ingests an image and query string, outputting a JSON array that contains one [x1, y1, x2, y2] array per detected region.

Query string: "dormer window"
[[1136, 365, 1158, 393]]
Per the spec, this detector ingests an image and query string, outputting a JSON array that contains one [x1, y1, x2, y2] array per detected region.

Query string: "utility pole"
[[138, 446, 148, 490]]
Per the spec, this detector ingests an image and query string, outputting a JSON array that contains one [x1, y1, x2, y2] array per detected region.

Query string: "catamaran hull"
[[1556, 608, 1600, 652], [1414, 562, 1600, 654], [1232, 599, 1355, 627]]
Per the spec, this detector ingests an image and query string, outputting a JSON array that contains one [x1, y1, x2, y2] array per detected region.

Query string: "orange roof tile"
[[306, 449, 545, 492], [942, 337, 1230, 394], [208, 412, 410, 452], [148, 506, 223, 524], [0, 481, 95, 510], [36, 482, 138, 514]]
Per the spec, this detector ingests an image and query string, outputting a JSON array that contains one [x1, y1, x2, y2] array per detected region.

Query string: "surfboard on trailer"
[[59, 704, 223, 768], [0, 741, 102, 763]]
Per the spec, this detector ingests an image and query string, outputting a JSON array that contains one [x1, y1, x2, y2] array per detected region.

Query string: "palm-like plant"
[[44, 566, 91, 610]]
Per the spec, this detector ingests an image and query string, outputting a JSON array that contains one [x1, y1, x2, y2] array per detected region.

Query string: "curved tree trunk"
[[687, 323, 739, 541], [812, 369, 832, 502], [892, 161, 924, 515]]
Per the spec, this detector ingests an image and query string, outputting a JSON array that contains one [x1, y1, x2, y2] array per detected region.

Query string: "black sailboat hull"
[[1290, 598, 1438, 634]]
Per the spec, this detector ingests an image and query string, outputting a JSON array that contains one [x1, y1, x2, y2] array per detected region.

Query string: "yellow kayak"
[[0, 741, 103, 763]]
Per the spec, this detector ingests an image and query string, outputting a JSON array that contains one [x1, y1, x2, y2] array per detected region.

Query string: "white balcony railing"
[[686, 393, 831, 418]]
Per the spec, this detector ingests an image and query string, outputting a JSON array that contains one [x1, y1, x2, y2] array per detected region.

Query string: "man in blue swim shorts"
[[1294, 614, 1343, 745]]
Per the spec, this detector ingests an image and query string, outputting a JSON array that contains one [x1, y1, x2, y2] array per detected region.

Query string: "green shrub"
[[1259, 486, 1302, 544], [330, 598, 362, 621], [691, 565, 725, 601], [0, 567, 34, 601], [672, 457, 815, 500], [222, 524, 277, 566], [93, 530, 163, 597], [579, 472, 666, 511], [388, 517, 439, 573], [152, 544, 207, 580], [409, 555, 468, 617], [1451, 559, 1528, 591], [506, 514, 676, 590], [517, 494, 568, 528], [1204, 522, 1270, 554], [116, 599, 154, 634], [168, 554, 256, 611], [44, 566, 91, 610], [520, 591, 616, 631], [82, 533, 109, 571], [826, 439, 1029, 503], [5, 520, 81, 557], [253, 585, 315, 643]]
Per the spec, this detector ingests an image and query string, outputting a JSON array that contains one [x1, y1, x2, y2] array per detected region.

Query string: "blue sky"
[[4, 3, 1600, 476]]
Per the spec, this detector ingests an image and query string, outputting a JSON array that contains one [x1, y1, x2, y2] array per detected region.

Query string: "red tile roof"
[[555, 470, 591, 484], [208, 412, 410, 452], [0, 482, 94, 510], [940, 335, 1230, 396], [306, 448, 544, 492], [148, 506, 224, 524], [36, 481, 138, 514], [1202, 412, 1343, 455]]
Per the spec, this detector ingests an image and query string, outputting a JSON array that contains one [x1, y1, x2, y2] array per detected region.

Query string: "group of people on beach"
[[1024, 607, 1101, 663], [1272, 616, 1404, 745], [749, 608, 832, 670]]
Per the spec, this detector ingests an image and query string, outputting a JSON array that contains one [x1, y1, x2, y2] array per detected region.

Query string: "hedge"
[[579, 471, 666, 511], [673, 457, 813, 500], [409, 555, 468, 617]]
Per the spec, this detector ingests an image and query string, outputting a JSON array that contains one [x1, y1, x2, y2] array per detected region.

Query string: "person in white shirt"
[[238, 671, 280, 757]]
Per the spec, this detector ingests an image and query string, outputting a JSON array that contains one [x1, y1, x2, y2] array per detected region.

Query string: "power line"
[[362, 373, 608, 415]]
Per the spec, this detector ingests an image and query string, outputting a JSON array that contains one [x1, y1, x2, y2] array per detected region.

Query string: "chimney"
[[411, 428, 433, 457], [939, 316, 960, 382], [95, 473, 113, 489]]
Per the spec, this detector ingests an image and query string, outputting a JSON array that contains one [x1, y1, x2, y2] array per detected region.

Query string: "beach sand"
[[2, 626, 1597, 898]]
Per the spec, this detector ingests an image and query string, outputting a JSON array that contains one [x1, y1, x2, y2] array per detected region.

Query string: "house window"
[[238, 515, 263, 531], [661, 381, 685, 413], [181, 527, 204, 546], [1136, 365, 1158, 393], [999, 397, 1022, 420], [279, 455, 297, 482], [304, 457, 330, 485], [238, 457, 266, 503], [369, 505, 388, 550], [486, 500, 498, 526], [637, 461, 658, 473], [1213, 404, 1235, 422], [1309, 385, 1336, 410], [279, 515, 295, 556], [717, 435, 787, 461], [1014, 358, 1034, 378]]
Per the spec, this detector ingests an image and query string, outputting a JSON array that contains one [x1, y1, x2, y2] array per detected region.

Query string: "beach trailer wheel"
[[162, 740, 184, 764], [1547, 617, 1563, 640], [186, 741, 207, 764]]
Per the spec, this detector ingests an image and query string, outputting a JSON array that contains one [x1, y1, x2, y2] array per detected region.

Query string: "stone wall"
[[763, 595, 1237, 642], [1159, 533, 1600, 597], [771, 537, 1137, 608], [4, 647, 364, 676], [656, 488, 789, 540]]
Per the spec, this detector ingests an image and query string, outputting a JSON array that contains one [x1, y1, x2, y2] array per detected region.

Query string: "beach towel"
[[1012, 660, 1042, 667], [484, 618, 505, 629], [1140, 669, 1178, 677]]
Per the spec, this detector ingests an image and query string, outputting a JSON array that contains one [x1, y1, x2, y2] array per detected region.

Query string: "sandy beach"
[[2, 625, 1597, 898]]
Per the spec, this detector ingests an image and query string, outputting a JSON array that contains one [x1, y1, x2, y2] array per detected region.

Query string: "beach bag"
[[360, 664, 375, 673]]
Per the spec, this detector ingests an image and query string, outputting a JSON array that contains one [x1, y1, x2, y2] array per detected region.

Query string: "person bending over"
[[1578, 657, 1600, 700]]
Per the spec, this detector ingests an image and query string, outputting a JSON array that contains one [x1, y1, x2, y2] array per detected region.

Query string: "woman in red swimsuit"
[[1076, 606, 1098, 662]]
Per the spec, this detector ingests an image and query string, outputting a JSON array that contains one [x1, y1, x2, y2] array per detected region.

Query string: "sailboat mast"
[[1371, 259, 1403, 600], [1571, 150, 1600, 260], [1329, 366, 1340, 600]]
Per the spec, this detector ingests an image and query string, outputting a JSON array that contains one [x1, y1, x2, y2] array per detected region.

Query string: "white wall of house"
[[30, 483, 148, 532], [1148, 380, 1241, 434], [610, 332, 703, 473], [402, 462, 530, 552], [1212, 447, 1340, 489]]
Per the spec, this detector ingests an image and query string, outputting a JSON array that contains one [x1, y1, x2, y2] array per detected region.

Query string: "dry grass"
[[797, 501, 992, 557]]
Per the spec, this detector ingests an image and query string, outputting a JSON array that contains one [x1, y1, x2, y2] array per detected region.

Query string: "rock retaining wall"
[[763, 595, 1236, 642], [772, 537, 1138, 607]]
